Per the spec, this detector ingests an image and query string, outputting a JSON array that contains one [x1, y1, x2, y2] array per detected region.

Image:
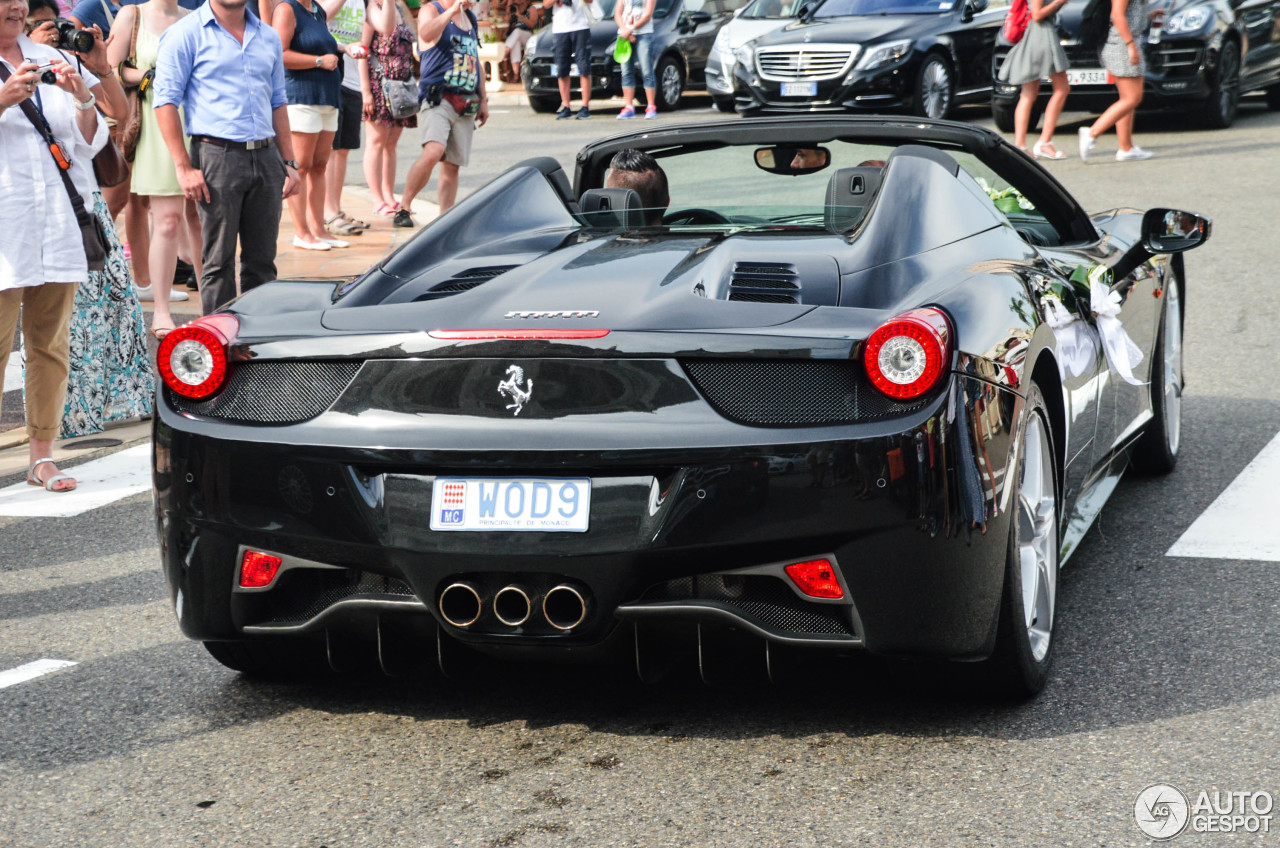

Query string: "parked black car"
[[732, 0, 1005, 117], [521, 0, 747, 112], [991, 0, 1280, 130]]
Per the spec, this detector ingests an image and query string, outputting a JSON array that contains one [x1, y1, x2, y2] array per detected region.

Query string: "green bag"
[[613, 37, 632, 63]]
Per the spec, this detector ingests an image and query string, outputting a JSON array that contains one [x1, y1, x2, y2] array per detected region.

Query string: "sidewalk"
[[0, 182, 440, 465]]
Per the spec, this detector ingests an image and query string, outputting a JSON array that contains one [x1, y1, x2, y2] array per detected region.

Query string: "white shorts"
[[286, 103, 339, 134]]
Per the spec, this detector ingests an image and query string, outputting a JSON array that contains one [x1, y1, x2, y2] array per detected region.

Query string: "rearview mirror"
[[754, 145, 832, 175], [1142, 208, 1211, 254]]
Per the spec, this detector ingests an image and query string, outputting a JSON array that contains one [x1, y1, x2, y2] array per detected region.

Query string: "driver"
[[604, 148, 669, 226], [790, 147, 826, 170]]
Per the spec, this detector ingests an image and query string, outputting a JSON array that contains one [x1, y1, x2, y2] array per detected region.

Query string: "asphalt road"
[[2, 96, 1280, 847]]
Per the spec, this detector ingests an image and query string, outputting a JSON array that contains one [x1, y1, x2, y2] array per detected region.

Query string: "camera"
[[53, 18, 95, 54], [31, 60, 58, 85]]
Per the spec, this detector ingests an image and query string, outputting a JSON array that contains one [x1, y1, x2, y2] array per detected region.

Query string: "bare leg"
[[125, 193, 151, 289], [307, 130, 336, 237], [324, 146, 350, 221], [579, 74, 591, 108], [401, 140, 445, 211], [288, 131, 325, 245], [1087, 75, 1144, 142], [1038, 72, 1069, 147], [437, 160, 460, 213], [363, 121, 391, 209], [147, 194, 187, 335], [557, 76, 571, 108], [1014, 80, 1039, 149], [383, 125, 404, 205], [183, 199, 203, 291], [644, 86, 656, 109]]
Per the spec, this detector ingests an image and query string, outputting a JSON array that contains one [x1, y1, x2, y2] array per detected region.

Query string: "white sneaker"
[[134, 285, 189, 302], [318, 237, 350, 249], [1078, 127, 1096, 163], [292, 235, 331, 251], [1115, 145, 1153, 161]]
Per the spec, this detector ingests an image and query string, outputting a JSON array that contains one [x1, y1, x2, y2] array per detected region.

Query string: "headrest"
[[579, 188, 646, 229], [824, 166, 883, 232]]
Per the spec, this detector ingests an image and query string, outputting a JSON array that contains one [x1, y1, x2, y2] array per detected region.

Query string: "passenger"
[[603, 148, 668, 226]]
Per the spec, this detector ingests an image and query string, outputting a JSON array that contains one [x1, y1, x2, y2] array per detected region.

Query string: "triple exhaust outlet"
[[439, 582, 588, 631]]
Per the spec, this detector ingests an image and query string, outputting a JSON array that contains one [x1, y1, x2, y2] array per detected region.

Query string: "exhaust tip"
[[493, 585, 533, 627], [439, 582, 483, 628], [542, 584, 588, 631]]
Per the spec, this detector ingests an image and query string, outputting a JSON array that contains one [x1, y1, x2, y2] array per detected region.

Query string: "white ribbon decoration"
[[1041, 293, 1097, 380], [1089, 272, 1146, 386]]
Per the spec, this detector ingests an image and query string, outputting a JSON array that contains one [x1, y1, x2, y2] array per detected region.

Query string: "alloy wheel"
[[920, 59, 952, 119], [1162, 281, 1183, 456], [661, 62, 682, 108], [1018, 414, 1057, 663]]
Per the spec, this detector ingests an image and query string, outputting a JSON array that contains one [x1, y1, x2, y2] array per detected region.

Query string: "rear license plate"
[[430, 478, 591, 532], [1067, 68, 1111, 86], [781, 82, 817, 97]]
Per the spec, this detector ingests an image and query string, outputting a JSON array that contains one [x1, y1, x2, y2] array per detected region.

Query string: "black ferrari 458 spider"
[[153, 116, 1209, 696]]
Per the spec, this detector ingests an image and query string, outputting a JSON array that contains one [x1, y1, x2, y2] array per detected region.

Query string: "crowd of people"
[[1, 0, 491, 491]]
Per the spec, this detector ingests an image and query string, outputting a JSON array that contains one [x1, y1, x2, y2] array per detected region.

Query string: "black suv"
[[991, 0, 1280, 130], [521, 0, 748, 112]]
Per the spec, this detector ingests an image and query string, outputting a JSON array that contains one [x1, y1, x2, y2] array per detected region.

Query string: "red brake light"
[[240, 550, 282, 588], [784, 558, 844, 599], [863, 308, 951, 400], [429, 329, 611, 340], [156, 314, 238, 399]]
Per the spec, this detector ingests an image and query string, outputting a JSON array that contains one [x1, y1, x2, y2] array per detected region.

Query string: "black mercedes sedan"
[[521, 0, 747, 112], [991, 0, 1280, 130], [732, 0, 1006, 117], [152, 116, 1209, 696]]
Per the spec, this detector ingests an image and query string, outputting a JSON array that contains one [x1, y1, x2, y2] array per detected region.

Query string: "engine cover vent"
[[414, 265, 518, 301], [729, 262, 800, 304]]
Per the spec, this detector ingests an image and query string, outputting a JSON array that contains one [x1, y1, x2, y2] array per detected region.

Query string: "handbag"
[[118, 7, 144, 162], [1003, 0, 1030, 44], [92, 134, 131, 187], [0, 64, 108, 271], [381, 77, 420, 119]]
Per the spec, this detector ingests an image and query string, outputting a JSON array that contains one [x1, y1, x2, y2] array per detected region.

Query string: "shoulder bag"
[[1003, 0, 1030, 44], [0, 64, 108, 271], [118, 7, 144, 162]]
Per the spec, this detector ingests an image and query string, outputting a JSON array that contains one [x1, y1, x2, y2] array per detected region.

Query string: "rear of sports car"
[[152, 298, 1020, 678]]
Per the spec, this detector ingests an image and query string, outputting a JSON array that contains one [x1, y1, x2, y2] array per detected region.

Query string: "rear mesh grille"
[[644, 575, 854, 638], [729, 261, 800, 304], [170, 360, 361, 424], [413, 265, 517, 301], [263, 570, 419, 626], [681, 359, 928, 427]]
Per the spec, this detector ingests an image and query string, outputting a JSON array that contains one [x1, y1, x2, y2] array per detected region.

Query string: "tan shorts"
[[286, 103, 339, 134], [420, 100, 475, 167]]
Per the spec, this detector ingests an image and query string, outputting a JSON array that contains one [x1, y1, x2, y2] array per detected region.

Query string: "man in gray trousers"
[[154, 0, 300, 315]]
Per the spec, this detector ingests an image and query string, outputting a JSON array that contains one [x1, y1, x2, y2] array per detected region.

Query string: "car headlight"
[[714, 26, 731, 53], [854, 38, 913, 71], [1164, 4, 1212, 34], [734, 43, 754, 69], [527, 33, 540, 54]]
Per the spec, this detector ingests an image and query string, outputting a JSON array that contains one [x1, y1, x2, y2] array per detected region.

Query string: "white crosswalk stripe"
[[0, 658, 77, 690], [1167, 430, 1280, 561], [0, 444, 152, 518]]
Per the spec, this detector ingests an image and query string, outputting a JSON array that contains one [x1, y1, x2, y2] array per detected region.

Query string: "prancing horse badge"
[[497, 364, 533, 416]]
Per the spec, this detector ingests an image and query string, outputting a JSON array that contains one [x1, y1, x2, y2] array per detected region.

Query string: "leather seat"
[[824, 166, 884, 233]]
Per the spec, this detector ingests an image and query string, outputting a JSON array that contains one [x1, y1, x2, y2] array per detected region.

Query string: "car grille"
[[170, 360, 362, 424], [262, 569, 419, 626], [412, 265, 518, 301], [756, 46, 856, 82], [728, 261, 800, 304], [643, 575, 855, 638], [1149, 40, 1203, 77], [681, 359, 928, 427]]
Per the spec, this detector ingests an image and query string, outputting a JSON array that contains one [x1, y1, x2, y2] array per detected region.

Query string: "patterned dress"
[[24, 192, 154, 437], [1099, 0, 1148, 78], [370, 23, 419, 127]]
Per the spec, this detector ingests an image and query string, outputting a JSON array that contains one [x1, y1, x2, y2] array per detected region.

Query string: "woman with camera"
[[109, 0, 201, 340], [16, 0, 153, 440], [1, 0, 113, 489]]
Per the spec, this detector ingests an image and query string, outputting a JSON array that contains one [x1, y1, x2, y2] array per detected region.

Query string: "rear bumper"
[[154, 373, 1021, 661]]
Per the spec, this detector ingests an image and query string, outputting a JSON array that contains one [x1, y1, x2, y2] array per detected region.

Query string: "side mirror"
[[688, 9, 713, 24], [960, 0, 986, 21], [1142, 208, 1212, 254], [754, 145, 831, 175]]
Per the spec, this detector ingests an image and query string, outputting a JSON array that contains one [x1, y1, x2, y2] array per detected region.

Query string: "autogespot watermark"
[[1134, 784, 1274, 839]]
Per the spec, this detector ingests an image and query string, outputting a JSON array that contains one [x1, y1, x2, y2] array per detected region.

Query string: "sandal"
[[375, 203, 397, 217], [151, 319, 176, 340], [1033, 141, 1067, 160], [27, 457, 76, 492], [324, 214, 363, 237], [339, 211, 370, 229]]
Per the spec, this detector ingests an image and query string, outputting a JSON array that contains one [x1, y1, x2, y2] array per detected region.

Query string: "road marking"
[[3, 359, 21, 394], [1167, 431, 1280, 561], [0, 443, 151, 518], [0, 659, 77, 690]]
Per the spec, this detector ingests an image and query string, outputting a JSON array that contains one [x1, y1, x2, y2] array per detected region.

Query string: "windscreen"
[[741, 0, 805, 17], [813, 0, 953, 16]]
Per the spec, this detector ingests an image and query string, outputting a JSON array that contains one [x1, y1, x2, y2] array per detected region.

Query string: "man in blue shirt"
[[154, 0, 300, 313]]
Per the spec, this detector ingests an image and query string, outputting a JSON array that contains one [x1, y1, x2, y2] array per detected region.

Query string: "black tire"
[[1130, 278, 1183, 474], [656, 55, 685, 111], [712, 96, 736, 113], [1267, 84, 1280, 111], [1198, 41, 1241, 128], [984, 383, 1059, 698], [913, 54, 954, 120], [203, 638, 331, 679], [992, 98, 1043, 135], [528, 94, 561, 114]]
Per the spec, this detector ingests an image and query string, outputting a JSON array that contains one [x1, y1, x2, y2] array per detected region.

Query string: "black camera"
[[31, 61, 58, 85], [53, 18, 96, 54]]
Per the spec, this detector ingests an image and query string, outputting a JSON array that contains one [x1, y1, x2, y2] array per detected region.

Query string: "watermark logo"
[[1134, 785, 1274, 839], [1135, 784, 1190, 840]]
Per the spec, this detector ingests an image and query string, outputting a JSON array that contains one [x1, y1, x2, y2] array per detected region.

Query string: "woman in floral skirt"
[[360, 0, 418, 218]]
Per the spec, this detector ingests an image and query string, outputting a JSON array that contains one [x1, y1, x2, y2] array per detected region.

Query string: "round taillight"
[[863, 308, 951, 400], [156, 316, 237, 399]]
